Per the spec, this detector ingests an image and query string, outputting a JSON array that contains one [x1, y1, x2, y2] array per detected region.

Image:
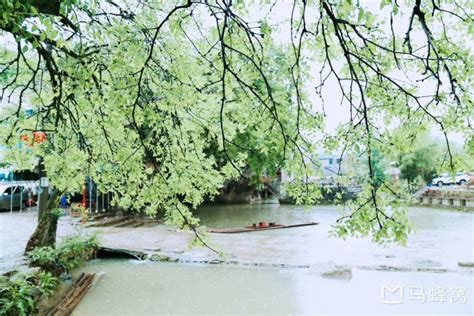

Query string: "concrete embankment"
[[414, 187, 474, 210]]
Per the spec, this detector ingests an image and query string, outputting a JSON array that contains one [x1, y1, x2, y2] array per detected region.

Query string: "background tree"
[[397, 133, 443, 186], [466, 135, 474, 170]]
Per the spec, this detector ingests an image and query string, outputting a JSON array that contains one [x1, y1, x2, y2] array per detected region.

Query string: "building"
[[280, 153, 344, 184]]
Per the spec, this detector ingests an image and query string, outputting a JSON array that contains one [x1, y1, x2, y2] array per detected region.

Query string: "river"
[[1, 204, 473, 314], [74, 204, 473, 315]]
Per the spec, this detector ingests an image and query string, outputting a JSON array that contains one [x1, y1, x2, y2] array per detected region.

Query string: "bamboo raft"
[[47, 272, 96, 316], [208, 222, 319, 233]]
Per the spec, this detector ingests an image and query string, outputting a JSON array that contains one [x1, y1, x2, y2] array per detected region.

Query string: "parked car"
[[0, 168, 39, 196], [0, 183, 30, 210], [431, 173, 471, 187]]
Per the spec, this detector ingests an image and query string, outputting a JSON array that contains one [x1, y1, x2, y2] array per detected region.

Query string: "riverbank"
[[414, 186, 474, 211]]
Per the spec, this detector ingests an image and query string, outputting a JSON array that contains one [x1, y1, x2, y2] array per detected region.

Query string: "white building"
[[280, 153, 344, 184]]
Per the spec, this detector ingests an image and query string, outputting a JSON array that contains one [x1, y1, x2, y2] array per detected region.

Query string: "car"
[[0, 168, 40, 196], [0, 183, 30, 210], [431, 173, 471, 187]]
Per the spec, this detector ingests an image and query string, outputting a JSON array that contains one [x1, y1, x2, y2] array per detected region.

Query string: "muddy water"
[[196, 204, 474, 271], [0, 208, 77, 273], [74, 260, 472, 315], [72, 205, 473, 315]]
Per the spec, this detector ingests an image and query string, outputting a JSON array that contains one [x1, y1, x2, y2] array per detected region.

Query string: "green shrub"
[[1, 234, 100, 315], [28, 234, 99, 275], [0, 271, 58, 316], [0, 274, 35, 316], [34, 271, 58, 297], [57, 234, 99, 271], [27, 247, 59, 274]]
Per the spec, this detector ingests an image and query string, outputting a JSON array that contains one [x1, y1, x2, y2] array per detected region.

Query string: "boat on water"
[[208, 222, 318, 234]]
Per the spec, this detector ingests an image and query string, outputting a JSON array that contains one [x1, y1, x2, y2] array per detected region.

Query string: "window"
[[14, 170, 39, 181], [336, 158, 341, 164], [329, 158, 333, 165], [2, 187, 14, 195], [13, 186, 24, 194]]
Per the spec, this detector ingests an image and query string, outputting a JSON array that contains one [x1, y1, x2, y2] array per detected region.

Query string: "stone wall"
[[417, 187, 474, 210]]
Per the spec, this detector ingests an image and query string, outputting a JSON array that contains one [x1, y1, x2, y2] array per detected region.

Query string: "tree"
[[400, 146, 439, 185], [466, 135, 474, 169], [0, 1, 472, 248], [394, 130, 444, 186]]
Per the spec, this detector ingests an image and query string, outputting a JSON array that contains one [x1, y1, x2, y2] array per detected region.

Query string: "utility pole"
[[36, 157, 49, 219]]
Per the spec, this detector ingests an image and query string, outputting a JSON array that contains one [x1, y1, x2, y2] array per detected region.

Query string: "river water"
[[74, 260, 471, 315], [72, 204, 473, 315], [1, 204, 472, 314], [0, 208, 77, 273]]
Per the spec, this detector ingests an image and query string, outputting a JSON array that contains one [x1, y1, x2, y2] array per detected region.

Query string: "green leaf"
[[358, 8, 365, 23]]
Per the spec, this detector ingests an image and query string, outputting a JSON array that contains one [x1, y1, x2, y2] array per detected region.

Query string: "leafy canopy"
[[0, 0, 473, 245]]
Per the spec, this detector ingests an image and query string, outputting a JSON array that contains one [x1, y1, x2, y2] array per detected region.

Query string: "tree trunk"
[[25, 190, 61, 253], [25, 158, 62, 253]]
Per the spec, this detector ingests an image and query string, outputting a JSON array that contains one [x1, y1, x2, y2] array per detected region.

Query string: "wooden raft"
[[47, 272, 96, 316], [208, 222, 319, 233]]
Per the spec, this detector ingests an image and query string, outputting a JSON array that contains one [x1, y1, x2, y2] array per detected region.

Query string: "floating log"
[[47, 272, 96, 316], [208, 222, 319, 233]]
